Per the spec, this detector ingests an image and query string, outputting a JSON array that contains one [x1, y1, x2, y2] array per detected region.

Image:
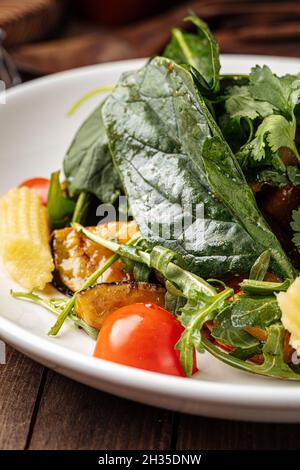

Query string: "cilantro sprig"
[[291, 206, 300, 251]]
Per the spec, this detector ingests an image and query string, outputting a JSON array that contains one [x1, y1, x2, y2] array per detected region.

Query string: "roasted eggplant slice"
[[75, 281, 166, 329], [52, 221, 138, 293]]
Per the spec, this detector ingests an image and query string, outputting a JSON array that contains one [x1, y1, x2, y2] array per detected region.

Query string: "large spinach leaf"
[[63, 102, 122, 204], [163, 15, 220, 93], [102, 57, 295, 279]]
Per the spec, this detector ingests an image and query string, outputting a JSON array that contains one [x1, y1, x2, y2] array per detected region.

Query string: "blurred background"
[[1, 0, 300, 87]]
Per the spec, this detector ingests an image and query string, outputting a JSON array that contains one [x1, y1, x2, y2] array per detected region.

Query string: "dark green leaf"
[[164, 291, 186, 315], [132, 262, 151, 282], [237, 115, 298, 163], [202, 323, 300, 379], [176, 287, 233, 375], [64, 103, 122, 204], [217, 112, 250, 153], [230, 344, 262, 360], [47, 171, 76, 229], [291, 206, 300, 251], [103, 57, 296, 279], [249, 250, 271, 281], [229, 296, 282, 328], [212, 324, 259, 348], [163, 15, 220, 92], [240, 278, 291, 295], [249, 65, 300, 120], [225, 85, 274, 120]]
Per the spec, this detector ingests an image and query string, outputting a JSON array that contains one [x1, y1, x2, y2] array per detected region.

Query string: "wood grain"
[[28, 371, 174, 450], [0, 345, 45, 450], [175, 415, 300, 450], [0, 0, 64, 47]]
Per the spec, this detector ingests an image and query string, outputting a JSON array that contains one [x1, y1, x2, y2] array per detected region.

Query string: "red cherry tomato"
[[19, 177, 50, 206], [94, 303, 198, 377]]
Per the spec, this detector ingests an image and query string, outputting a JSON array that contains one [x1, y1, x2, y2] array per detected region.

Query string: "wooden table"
[[1, 345, 300, 450], [2, 1, 300, 451]]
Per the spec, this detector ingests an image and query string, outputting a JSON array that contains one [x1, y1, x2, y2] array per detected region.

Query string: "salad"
[[1, 14, 300, 379]]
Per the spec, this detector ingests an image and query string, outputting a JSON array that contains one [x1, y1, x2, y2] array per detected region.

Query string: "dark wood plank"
[[175, 415, 300, 450], [29, 371, 174, 450], [0, 345, 45, 450]]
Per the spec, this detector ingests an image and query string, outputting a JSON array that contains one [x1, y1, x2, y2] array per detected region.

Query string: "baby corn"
[[0, 187, 54, 289]]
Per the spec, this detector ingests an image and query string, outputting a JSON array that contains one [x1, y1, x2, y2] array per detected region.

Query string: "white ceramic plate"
[[1, 55, 300, 423]]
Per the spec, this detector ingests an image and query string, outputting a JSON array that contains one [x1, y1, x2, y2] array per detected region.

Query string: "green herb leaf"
[[212, 324, 259, 348], [63, 102, 122, 204], [249, 65, 300, 119], [103, 57, 296, 279], [249, 250, 271, 281], [163, 15, 220, 92], [202, 323, 300, 379], [47, 171, 76, 229], [230, 344, 262, 360], [228, 296, 282, 328], [225, 85, 274, 120], [240, 278, 291, 295], [291, 206, 300, 251], [254, 167, 300, 187], [176, 287, 233, 375], [237, 115, 297, 163]]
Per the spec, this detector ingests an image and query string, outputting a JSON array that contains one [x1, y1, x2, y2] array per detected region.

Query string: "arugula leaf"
[[249, 65, 300, 120], [103, 57, 296, 279], [63, 102, 122, 204], [237, 115, 297, 163], [211, 300, 261, 348], [291, 206, 300, 251], [240, 278, 291, 295], [203, 323, 300, 379], [228, 296, 282, 328], [230, 344, 262, 360], [249, 249, 270, 281], [72, 224, 298, 379], [176, 288, 232, 375], [163, 15, 220, 92], [47, 171, 76, 229], [164, 291, 186, 316], [212, 324, 259, 348], [225, 85, 274, 120]]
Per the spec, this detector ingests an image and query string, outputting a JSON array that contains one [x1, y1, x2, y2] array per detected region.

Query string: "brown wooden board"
[[0, 345, 45, 450], [28, 371, 174, 450]]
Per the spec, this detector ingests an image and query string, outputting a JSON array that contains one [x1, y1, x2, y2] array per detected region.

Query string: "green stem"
[[240, 278, 291, 295], [48, 232, 140, 336], [48, 253, 119, 336], [11, 291, 98, 339], [11, 291, 66, 315], [172, 28, 197, 68], [67, 86, 115, 117], [72, 192, 91, 224], [202, 324, 300, 379], [186, 288, 233, 336], [73, 223, 216, 298], [73, 223, 150, 265]]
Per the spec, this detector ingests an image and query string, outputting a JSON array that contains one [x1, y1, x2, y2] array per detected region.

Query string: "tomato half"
[[19, 177, 50, 206], [94, 303, 197, 377]]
